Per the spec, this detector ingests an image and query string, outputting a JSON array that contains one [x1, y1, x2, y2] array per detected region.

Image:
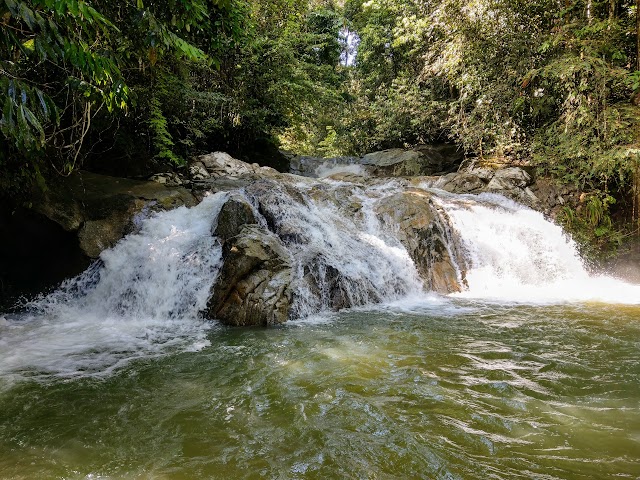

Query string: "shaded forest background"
[[1, 0, 640, 245]]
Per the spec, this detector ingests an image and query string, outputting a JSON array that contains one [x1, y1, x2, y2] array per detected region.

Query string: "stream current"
[[0, 180, 639, 479]]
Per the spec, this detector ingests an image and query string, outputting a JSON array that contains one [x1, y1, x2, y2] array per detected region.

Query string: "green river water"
[[1, 299, 639, 479]]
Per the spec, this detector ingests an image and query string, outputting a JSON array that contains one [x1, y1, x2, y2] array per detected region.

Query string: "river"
[[0, 182, 639, 479]]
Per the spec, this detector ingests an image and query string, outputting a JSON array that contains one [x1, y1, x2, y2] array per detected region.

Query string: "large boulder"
[[207, 194, 293, 326], [189, 152, 288, 199], [438, 172, 485, 194], [375, 190, 465, 294], [213, 193, 258, 243], [32, 171, 196, 259], [208, 225, 293, 326], [362, 144, 463, 177], [433, 165, 537, 206]]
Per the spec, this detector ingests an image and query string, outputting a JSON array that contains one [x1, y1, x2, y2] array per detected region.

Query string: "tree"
[[0, 0, 237, 192]]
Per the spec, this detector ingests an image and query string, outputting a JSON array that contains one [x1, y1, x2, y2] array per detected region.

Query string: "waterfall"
[[432, 191, 640, 304], [2, 177, 640, 380], [240, 179, 425, 318], [0, 193, 228, 380]]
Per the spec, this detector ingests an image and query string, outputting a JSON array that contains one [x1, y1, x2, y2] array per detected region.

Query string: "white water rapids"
[[434, 191, 640, 303], [0, 193, 228, 380], [1, 181, 639, 380]]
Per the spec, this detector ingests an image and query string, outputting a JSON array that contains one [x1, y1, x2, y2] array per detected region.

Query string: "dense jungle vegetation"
[[1, 0, 640, 242]]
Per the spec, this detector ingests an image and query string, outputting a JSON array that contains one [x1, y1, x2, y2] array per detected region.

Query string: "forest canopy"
[[1, 0, 639, 213]]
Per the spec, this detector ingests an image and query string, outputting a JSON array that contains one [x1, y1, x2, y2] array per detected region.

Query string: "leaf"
[[2, 98, 15, 131], [21, 104, 45, 144], [35, 89, 48, 117]]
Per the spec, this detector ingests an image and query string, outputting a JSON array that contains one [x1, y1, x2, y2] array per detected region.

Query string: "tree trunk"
[[637, 0, 640, 71], [636, 0, 640, 233], [609, 0, 616, 19]]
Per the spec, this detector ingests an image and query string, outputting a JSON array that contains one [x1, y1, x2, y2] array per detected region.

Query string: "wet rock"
[[288, 154, 363, 177], [213, 193, 258, 243], [375, 190, 465, 293], [244, 179, 310, 243], [149, 172, 184, 187], [208, 225, 293, 326], [490, 167, 531, 188], [433, 165, 539, 207], [363, 144, 463, 177], [299, 261, 371, 311], [437, 172, 486, 194]]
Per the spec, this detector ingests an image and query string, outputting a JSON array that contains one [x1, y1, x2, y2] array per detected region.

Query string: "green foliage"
[[0, 0, 239, 192], [337, 0, 640, 206], [559, 192, 625, 260]]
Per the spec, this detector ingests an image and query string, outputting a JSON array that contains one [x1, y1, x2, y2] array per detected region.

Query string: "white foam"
[[434, 192, 640, 304], [316, 163, 368, 178], [0, 193, 228, 381]]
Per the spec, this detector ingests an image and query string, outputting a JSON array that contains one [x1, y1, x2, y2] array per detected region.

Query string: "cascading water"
[[431, 190, 640, 303], [2, 177, 640, 381], [0, 193, 229, 380], [242, 179, 425, 317], [3, 165, 640, 480]]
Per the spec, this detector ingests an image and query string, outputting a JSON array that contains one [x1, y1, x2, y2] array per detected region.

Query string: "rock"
[[32, 171, 196, 259], [432, 165, 539, 206], [375, 190, 465, 293], [486, 167, 531, 190], [189, 162, 209, 181], [148, 172, 184, 187], [482, 167, 536, 205], [77, 198, 146, 258], [213, 193, 258, 243], [208, 225, 293, 326], [288, 154, 363, 177], [300, 260, 361, 311], [528, 177, 581, 218], [198, 151, 258, 178], [437, 172, 486, 194], [363, 144, 463, 177], [467, 166, 495, 181]]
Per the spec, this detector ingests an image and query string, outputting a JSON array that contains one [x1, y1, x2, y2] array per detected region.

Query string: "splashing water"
[[243, 180, 424, 317], [0, 193, 228, 380], [433, 191, 640, 304], [2, 179, 640, 382]]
